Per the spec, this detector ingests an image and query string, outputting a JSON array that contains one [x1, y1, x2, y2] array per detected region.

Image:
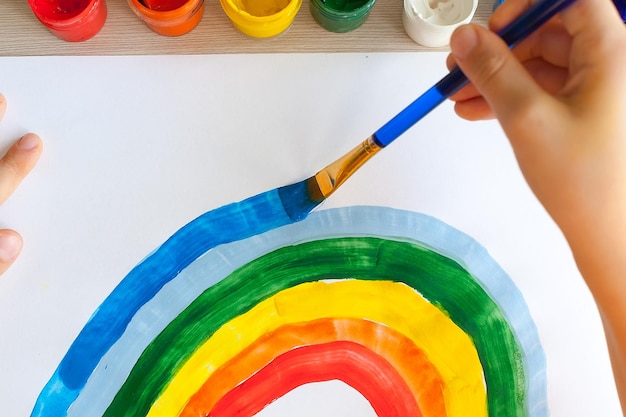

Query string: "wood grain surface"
[[0, 0, 492, 56]]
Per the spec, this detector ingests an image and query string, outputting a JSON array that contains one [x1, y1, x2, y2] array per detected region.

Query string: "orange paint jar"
[[27, 0, 107, 42], [127, 0, 204, 36]]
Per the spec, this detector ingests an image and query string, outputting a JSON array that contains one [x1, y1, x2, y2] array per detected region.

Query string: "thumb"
[[450, 24, 546, 127], [0, 230, 23, 276]]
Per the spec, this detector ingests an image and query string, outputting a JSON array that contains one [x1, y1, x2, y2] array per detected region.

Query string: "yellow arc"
[[147, 280, 487, 417]]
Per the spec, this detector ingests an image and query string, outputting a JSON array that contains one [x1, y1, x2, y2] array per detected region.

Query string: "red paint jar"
[[27, 0, 107, 42]]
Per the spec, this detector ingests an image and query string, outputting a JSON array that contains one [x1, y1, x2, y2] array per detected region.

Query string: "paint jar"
[[402, 0, 478, 47], [127, 0, 204, 36], [27, 0, 107, 42], [309, 0, 376, 33], [220, 0, 302, 38]]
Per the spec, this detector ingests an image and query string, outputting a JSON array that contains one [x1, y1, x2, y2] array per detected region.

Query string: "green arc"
[[104, 236, 526, 417]]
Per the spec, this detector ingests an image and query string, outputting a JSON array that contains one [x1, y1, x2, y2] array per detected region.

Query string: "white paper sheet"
[[0, 53, 619, 416]]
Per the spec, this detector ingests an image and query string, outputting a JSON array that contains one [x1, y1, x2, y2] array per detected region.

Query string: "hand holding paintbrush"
[[448, 0, 626, 412], [278, 0, 580, 221]]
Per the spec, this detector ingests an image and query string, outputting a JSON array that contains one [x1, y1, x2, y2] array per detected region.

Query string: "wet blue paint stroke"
[[32, 206, 547, 417], [31, 189, 298, 417]]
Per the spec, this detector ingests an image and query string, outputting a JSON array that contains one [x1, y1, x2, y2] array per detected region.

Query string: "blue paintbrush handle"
[[373, 0, 578, 147]]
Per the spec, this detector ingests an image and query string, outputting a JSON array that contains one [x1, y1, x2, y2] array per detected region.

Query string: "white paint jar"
[[403, 0, 478, 47]]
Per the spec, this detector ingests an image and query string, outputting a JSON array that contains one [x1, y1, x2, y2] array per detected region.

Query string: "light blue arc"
[[34, 206, 550, 417]]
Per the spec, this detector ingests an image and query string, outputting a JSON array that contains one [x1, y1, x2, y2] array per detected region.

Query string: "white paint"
[[403, 0, 478, 47]]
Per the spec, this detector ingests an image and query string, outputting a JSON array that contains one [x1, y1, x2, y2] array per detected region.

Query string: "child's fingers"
[[489, 0, 534, 32], [445, 53, 486, 103], [0, 94, 6, 122], [449, 24, 547, 128], [453, 96, 496, 120], [0, 133, 43, 205], [0, 230, 23, 276]]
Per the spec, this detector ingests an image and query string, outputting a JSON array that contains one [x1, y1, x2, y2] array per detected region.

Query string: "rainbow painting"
[[31, 200, 547, 417]]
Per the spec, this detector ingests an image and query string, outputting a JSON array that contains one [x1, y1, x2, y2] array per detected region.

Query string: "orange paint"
[[127, 0, 204, 36], [142, 0, 188, 11], [180, 318, 446, 417]]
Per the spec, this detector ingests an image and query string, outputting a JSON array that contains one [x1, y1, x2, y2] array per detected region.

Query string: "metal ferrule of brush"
[[314, 135, 382, 198]]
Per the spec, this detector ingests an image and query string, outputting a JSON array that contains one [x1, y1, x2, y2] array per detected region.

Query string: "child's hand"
[[0, 94, 43, 276], [447, 0, 626, 412], [448, 0, 626, 258]]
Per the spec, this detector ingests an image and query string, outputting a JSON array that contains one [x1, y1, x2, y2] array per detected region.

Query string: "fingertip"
[[445, 52, 457, 71], [17, 133, 42, 152], [0, 94, 6, 120], [0, 133, 43, 205], [12, 133, 43, 172], [0, 230, 23, 275], [450, 24, 479, 61]]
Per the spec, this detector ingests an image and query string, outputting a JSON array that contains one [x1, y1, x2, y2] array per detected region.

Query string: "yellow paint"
[[219, 0, 302, 38], [237, 0, 291, 16], [147, 280, 487, 417]]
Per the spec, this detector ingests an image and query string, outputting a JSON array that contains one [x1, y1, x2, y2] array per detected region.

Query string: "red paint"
[[207, 341, 423, 417], [28, 0, 107, 42]]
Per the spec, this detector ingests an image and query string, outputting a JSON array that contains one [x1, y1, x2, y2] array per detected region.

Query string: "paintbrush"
[[278, 0, 578, 221]]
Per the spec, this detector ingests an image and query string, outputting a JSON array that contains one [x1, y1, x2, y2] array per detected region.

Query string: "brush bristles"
[[277, 177, 325, 222]]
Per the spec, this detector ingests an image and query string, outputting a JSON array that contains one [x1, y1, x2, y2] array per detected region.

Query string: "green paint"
[[321, 0, 370, 11], [309, 0, 376, 33], [104, 237, 526, 417]]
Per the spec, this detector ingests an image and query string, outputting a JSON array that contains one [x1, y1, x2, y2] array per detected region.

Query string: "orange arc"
[[180, 317, 446, 417]]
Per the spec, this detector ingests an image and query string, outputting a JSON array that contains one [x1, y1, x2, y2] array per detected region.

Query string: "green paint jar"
[[309, 0, 376, 33]]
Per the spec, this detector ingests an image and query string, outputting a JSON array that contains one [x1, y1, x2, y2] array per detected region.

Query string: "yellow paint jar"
[[220, 0, 302, 38]]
